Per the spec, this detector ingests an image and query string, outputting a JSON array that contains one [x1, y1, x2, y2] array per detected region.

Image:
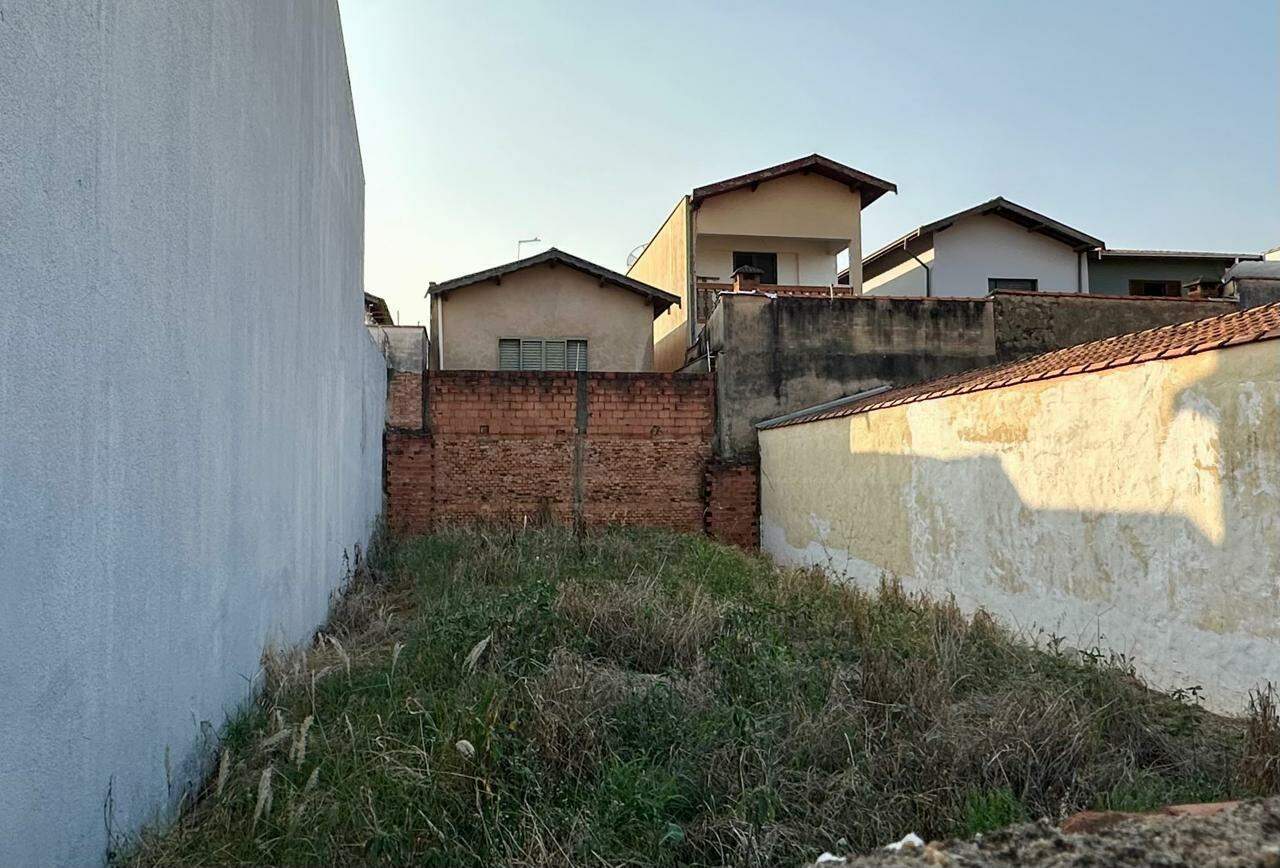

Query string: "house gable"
[[931, 213, 1084, 295], [431, 261, 660, 372]]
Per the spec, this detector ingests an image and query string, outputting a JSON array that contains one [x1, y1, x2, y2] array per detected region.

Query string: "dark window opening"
[[1128, 279, 1182, 298], [988, 277, 1038, 292], [732, 251, 778, 284]]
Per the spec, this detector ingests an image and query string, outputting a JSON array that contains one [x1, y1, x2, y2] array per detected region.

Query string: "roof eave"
[[690, 154, 897, 209], [928, 199, 1103, 251], [855, 227, 932, 277], [1099, 249, 1264, 261], [857, 198, 1103, 278], [427, 248, 680, 309]]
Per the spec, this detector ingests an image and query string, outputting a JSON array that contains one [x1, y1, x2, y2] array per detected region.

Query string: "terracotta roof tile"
[[757, 301, 1280, 430]]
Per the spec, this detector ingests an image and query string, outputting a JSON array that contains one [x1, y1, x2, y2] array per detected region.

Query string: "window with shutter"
[[543, 340, 567, 371], [498, 339, 521, 370], [520, 339, 544, 370], [497, 338, 588, 370]]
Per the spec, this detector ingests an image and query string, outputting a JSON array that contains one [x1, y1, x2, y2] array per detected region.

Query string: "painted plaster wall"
[[432, 266, 656, 371], [1089, 255, 1237, 296], [931, 215, 1082, 295], [370, 325, 430, 373], [863, 248, 934, 296], [694, 173, 860, 241], [695, 234, 843, 285], [0, 3, 385, 865], [628, 197, 690, 371], [760, 341, 1280, 713]]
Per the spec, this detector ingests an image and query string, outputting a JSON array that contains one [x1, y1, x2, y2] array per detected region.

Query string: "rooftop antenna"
[[517, 237, 542, 259], [625, 243, 647, 268]]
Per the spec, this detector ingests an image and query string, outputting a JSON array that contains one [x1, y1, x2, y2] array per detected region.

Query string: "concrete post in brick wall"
[[731, 265, 764, 294]]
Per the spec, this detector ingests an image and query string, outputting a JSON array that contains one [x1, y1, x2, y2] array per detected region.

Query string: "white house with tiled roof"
[[846, 197, 1261, 299]]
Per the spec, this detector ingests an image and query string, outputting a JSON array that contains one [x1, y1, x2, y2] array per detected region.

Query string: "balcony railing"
[[694, 281, 861, 323]]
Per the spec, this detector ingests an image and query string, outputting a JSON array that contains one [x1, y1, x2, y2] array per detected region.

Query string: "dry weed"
[[554, 577, 723, 672]]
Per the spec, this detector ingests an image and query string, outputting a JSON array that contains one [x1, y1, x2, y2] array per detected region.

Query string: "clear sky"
[[338, 0, 1278, 326]]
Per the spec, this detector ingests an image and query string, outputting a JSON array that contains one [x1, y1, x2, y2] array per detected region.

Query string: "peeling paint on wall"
[[760, 340, 1280, 713]]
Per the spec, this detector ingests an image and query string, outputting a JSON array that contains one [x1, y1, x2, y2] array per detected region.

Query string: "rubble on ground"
[[805, 798, 1280, 867]]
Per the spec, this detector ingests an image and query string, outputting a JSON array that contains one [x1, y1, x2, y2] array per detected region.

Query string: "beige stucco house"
[[426, 248, 678, 372], [626, 154, 897, 371]]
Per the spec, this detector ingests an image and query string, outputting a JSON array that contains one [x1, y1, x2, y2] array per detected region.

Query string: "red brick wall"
[[706, 460, 759, 549], [384, 431, 433, 534], [384, 371, 745, 541], [387, 371, 425, 430]]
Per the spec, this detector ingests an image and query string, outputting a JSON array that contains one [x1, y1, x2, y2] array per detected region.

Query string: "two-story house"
[[626, 154, 897, 371]]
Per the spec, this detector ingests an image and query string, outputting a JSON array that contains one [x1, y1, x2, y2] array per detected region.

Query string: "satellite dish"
[[625, 243, 647, 268]]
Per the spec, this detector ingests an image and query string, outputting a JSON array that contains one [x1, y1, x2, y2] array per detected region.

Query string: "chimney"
[[731, 264, 764, 294]]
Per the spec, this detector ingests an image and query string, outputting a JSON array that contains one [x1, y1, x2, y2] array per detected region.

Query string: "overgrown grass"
[[120, 527, 1278, 866]]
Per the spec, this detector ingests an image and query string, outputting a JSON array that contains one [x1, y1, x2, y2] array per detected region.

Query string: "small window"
[[498, 338, 588, 371], [498, 339, 521, 370], [732, 251, 779, 284], [1128, 279, 1182, 298], [520, 340, 543, 370], [543, 340, 567, 371], [988, 278, 1038, 292]]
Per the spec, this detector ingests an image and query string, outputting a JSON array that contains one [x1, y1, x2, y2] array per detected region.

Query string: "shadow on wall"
[[759, 345, 1280, 713]]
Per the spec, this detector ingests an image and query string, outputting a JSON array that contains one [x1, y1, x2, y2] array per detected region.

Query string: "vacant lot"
[[122, 528, 1278, 866]]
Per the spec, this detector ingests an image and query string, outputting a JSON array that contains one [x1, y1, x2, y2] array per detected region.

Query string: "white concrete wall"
[[931, 214, 1082, 296], [760, 341, 1280, 714], [0, 4, 384, 865]]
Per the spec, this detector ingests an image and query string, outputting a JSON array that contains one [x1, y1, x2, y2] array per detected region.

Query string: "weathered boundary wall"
[[384, 372, 758, 547], [991, 291, 1235, 361], [710, 291, 1236, 457], [759, 340, 1280, 713], [0, 5, 384, 865], [708, 294, 996, 457]]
